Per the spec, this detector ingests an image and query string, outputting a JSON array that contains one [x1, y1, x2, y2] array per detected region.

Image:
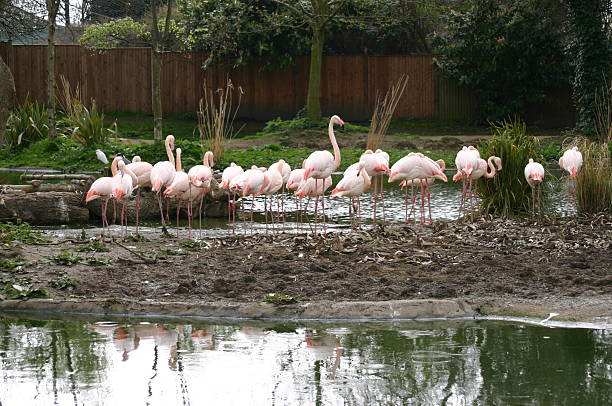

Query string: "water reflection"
[[0, 315, 610, 405]]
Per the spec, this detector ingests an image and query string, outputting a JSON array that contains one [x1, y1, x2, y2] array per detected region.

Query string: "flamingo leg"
[[427, 185, 433, 225], [112, 200, 117, 224], [250, 195, 255, 235], [135, 188, 141, 236], [313, 179, 318, 235], [419, 182, 426, 225], [322, 192, 326, 235], [468, 179, 474, 222], [156, 192, 167, 234], [373, 176, 377, 224], [198, 194, 205, 239], [410, 184, 418, 225], [460, 177, 467, 220], [264, 195, 268, 234], [380, 174, 386, 222], [176, 199, 181, 239]]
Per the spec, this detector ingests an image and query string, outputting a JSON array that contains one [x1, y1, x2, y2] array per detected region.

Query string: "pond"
[[0, 313, 609, 405]]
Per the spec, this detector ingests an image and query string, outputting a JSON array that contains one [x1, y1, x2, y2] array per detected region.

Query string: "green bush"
[[574, 138, 611, 214], [260, 116, 368, 134], [62, 101, 117, 145], [478, 119, 545, 216], [4, 99, 49, 151]]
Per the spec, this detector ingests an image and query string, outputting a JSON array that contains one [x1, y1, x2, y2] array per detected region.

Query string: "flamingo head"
[[436, 159, 446, 171], [166, 135, 175, 150], [388, 171, 399, 182], [452, 172, 463, 182], [85, 189, 98, 202], [331, 115, 345, 127], [303, 167, 314, 180], [433, 170, 448, 182], [112, 188, 125, 200]]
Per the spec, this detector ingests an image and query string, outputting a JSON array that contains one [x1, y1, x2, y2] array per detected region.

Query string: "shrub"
[[573, 137, 611, 214], [4, 99, 49, 151], [478, 119, 545, 216]]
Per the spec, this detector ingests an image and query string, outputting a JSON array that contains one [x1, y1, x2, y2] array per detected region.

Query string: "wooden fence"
[[0, 43, 574, 124]]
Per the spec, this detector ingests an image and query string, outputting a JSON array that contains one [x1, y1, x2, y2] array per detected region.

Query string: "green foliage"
[[4, 99, 49, 151], [79, 17, 151, 49], [3, 282, 48, 300], [0, 258, 25, 273], [261, 117, 368, 134], [0, 222, 46, 244], [63, 102, 117, 145], [478, 119, 545, 216], [50, 273, 77, 290], [77, 240, 109, 253], [433, 0, 567, 122], [85, 257, 111, 266], [263, 293, 298, 305], [563, 0, 611, 133], [539, 143, 563, 162], [49, 252, 83, 266], [573, 138, 611, 214]]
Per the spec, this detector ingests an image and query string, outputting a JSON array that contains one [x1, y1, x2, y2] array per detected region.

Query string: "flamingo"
[[268, 159, 291, 223], [295, 176, 333, 233], [263, 160, 285, 232], [453, 156, 502, 212], [110, 160, 138, 237], [331, 162, 371, 228], [126, 156, 152, 236], [454, 146, 481, 220], [389, 153, 447, 225], [85, 155, 123, 236], [286, 162, 306, 230], [231, 166, 269, 233], [400, 158, 447, 225], [559, 146, 583, 200], [359, 149, 390, 223], [164, 148, 192, 238], [221, 162, 244, 230], [188, 151, 215, 237], [150, 135, 176, 233], [524, 158, 545, 215], [303, 115, 344, 233]]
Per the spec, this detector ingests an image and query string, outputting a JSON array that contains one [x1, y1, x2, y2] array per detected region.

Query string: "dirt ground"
[[1, 215, 610, 321]]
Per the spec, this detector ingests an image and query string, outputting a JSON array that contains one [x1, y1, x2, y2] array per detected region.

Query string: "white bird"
[[96, 149, 109, 164]]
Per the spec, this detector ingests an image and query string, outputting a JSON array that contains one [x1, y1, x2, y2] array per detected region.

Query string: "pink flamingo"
[[400, 158, 447, 224], [454, 146, 481, 220], [150, 135, 176, 233], [286, 162, 306, 229], [126, 155, 152, 236], [86, 155, 123, 236], [303, 115, 344, 233], [231, 166, 270, 233], [221, 162, 244, 230], [359, 149, 390, 223], [110, 160, 138, 237], [188, 151, 215, 236], [295, 176, 332, 232], [263, 160, 285, 232], [268, 159, 291, 223], [164, 148, 192, 238], [389, 153, 447, 225], [559, 146, 583, 200], [453, 156, 502, 212], [525, 158, 545, 215], [331, 162, 371, 228]]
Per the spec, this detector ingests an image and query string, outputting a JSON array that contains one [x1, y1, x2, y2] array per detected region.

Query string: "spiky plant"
[[366, 74, 409, 151], [478, 119, 545, 216], [197, 79, 243, 163], [4, 98, 49, 151]]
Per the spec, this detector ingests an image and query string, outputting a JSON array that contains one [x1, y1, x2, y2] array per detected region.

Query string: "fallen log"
[[1, 184, 84, 193], [20, 173, 96, 181], [0, 191, 89, 224]]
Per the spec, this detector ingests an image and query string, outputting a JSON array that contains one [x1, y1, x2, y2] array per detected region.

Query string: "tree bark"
[[46, 0, 60, 139], [306, 26, 324, 121], [64, 0, 70, 26], [0, 54, 15, 146]]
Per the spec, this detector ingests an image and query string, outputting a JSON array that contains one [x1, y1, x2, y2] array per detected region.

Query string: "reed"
[[366, 74, 409, 151], [478, 118, 545, 216], [4, 97, 49, 151], [197, 79, 244, 162]]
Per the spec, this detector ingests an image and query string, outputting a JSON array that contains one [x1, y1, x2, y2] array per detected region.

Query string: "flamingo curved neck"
[[328, 119, 341, 170], [110, 156, 122, 176], [485, 157, 497, 178], [166, 139, 175, 166], [123, 164, 139, 186], [176, 150, 183, 172]]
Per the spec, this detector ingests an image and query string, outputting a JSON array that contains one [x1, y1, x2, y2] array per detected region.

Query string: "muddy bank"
[[0, 216, 610, 323]]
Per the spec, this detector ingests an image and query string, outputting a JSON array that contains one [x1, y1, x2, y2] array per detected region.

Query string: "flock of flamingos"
[[85, 115, 584, 238]]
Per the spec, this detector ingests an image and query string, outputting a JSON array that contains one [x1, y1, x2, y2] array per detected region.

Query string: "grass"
[[478, 119, 546, 216], [573, 137, 611, 214]]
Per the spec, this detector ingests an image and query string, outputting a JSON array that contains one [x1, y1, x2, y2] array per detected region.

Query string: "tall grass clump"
[[4, 98, 49, 151], [478, 119, 544, 216], [366, 74, 409, 151], [197, 79, 243, 162], [573, 138, 611, 214], [58, 76, 116, 145]]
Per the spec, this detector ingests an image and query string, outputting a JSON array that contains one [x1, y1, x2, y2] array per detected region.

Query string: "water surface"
[[0, 314, 609, 405]]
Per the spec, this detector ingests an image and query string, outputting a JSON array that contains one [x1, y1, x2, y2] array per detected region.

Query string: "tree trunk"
[[151, 47, 163, 141], [64, 0, 70, 26], [0, 54, 15, 146], [306, 26, 324, 122], [47, 0, 59, 139]]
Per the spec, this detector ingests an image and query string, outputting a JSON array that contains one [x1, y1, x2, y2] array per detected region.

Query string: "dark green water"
[[0, 314, 609, 405]]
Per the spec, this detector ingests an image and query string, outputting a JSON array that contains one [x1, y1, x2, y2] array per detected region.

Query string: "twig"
[[112, 241, 157, 264]]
